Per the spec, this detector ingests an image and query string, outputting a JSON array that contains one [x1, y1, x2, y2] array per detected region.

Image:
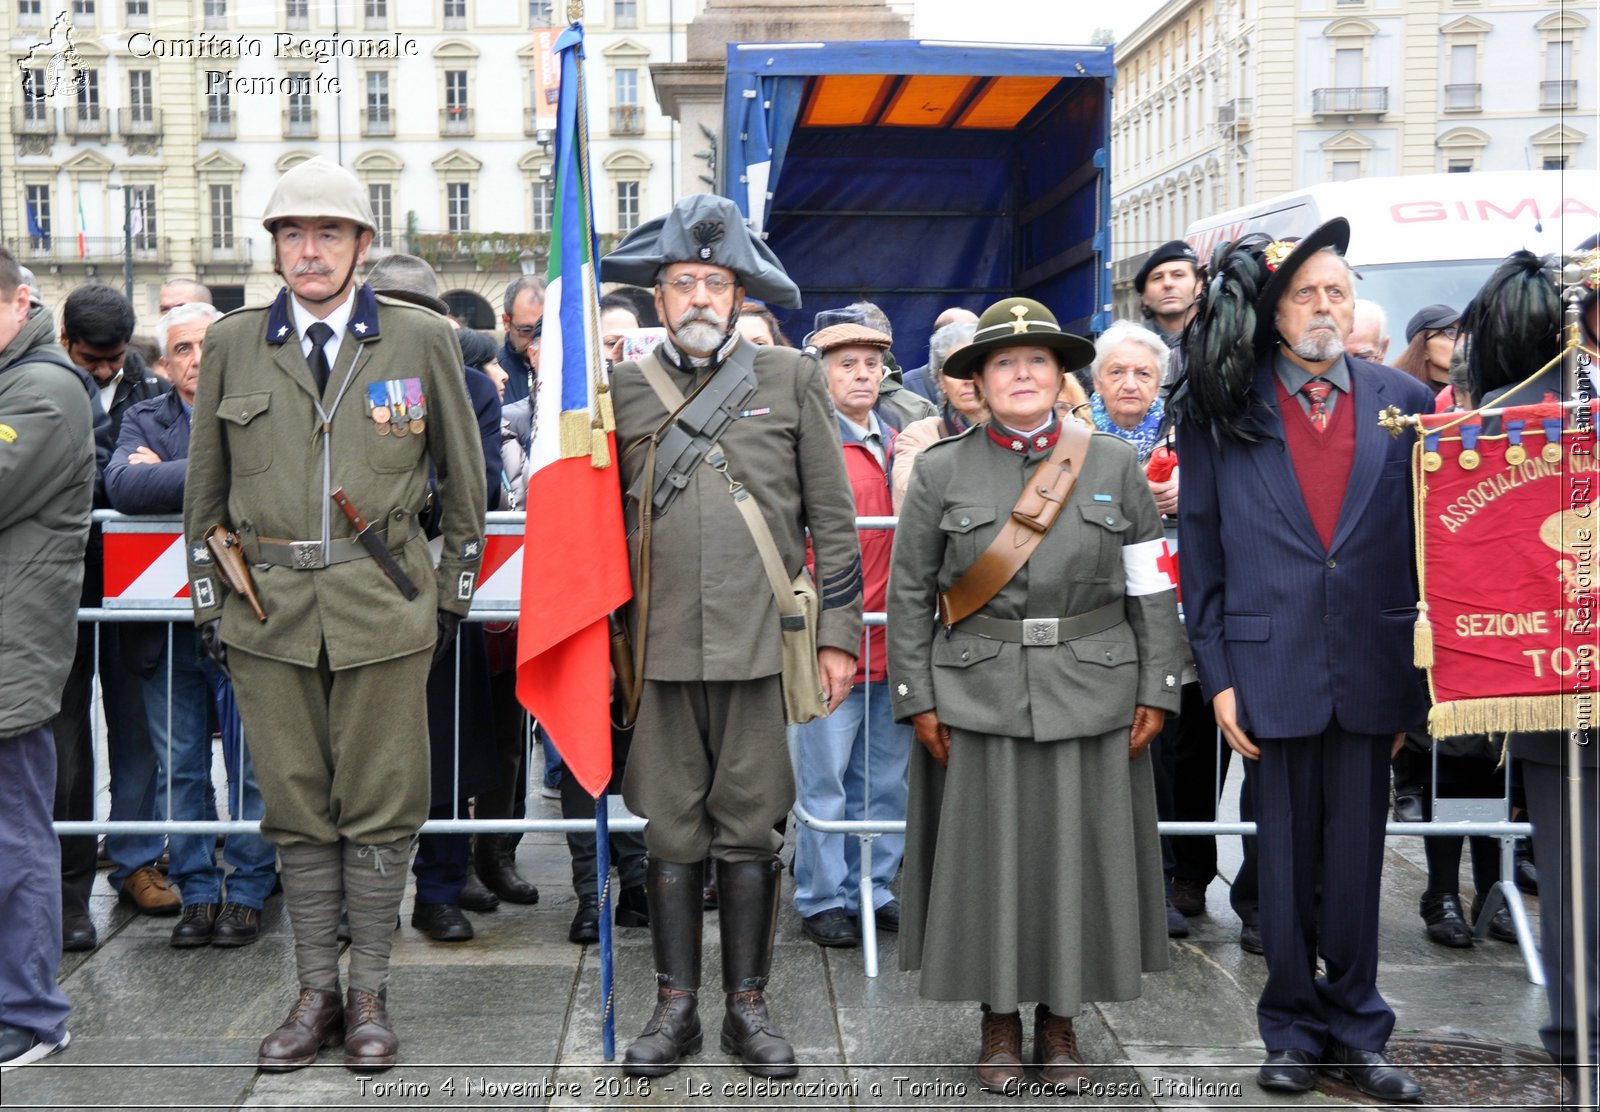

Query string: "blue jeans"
[[0, 725, 71, 1043], [142, 625, 276, 909], [790, 682, 910, 918], [99, 631, 164, 892]]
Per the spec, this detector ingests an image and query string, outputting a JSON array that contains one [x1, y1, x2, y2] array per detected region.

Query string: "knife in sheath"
[[329, 487, 420, 601]]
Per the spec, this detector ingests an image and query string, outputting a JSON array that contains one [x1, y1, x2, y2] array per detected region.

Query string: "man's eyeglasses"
[[509, 324, 539, 339], [661, 273, 735, 296]]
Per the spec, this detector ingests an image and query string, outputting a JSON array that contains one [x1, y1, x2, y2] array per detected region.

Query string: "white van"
[[1184, 170, 1597, 342]]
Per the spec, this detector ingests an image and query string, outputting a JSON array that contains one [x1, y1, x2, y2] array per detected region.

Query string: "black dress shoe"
[[212, 902, 261, 947], [569, 896, 600, 944], [1471, 893, 1517, 944], [457, 871, 500, 913], [62, 909, 98, 953], [410, 902, 474, 942], [1170, 877, 1208, 917], [1392, 789, 1425, 824], [874, 900, 900, 933], [1257, 1048, 1317, 1092], [1321, 1041, 1423, 1102], [1420, 890, 1473, 948], [1166, 899, 1190, 938], [171, 903, 218, 948], [616, 883, 649, 928], [1514, 840, 1539, 895], [800, 908, 859, 948], [1238, 920, 1264, 955]]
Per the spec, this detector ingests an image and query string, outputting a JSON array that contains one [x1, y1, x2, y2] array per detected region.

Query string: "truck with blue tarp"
[[720, 39, 1115, 367]]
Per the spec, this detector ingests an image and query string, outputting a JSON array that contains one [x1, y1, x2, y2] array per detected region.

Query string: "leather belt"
[[252, 522, 419, 570], [955, 600, 1124, 647]]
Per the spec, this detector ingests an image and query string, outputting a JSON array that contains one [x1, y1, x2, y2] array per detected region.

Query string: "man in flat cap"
[[182, 158, 486, 1072], [601, 193, 863, 1079], [1172, 220, 1430, 1103]]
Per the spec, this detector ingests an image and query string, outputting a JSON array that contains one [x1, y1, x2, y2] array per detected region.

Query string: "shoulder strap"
[[937, 422, 1093, 627], [707, 447, 803, 619]]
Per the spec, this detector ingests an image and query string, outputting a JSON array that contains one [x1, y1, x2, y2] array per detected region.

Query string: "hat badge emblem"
[[1009, 304, 1031, 334], [1263, 240, 1296, 273], [691, 219, 725, 262]]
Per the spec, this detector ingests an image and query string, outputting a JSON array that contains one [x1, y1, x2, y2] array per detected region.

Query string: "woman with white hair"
[[1087, 322, 1170, 464]]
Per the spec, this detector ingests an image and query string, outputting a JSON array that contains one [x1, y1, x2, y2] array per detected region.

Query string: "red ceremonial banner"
[[1416, 405, 1600, 736]]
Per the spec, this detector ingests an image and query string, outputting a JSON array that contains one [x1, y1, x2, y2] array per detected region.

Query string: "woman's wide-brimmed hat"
[[940, 297, 1095, 380], [1254, 217, 1351, 346]]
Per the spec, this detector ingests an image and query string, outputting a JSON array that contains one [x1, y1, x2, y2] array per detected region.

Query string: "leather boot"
[[258, 986, 344, 1071], [474, 834, 539, 904], [1033, 1004, 1089, 1085], [717, 856, 797, 1079], [976, 1005, 1024, 1089], [344, 987, 398, 1071], [623, 858, 704, 1077]]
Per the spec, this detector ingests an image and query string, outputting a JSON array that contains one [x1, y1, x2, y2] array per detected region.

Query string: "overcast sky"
[[903, 0, 1168, 48]]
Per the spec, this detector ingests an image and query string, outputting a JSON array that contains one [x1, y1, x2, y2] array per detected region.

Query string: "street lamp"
[[519, 249, 539, 276]]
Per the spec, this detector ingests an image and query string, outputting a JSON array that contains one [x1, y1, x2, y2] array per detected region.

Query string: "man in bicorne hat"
[[1174, 218, 1431, 1103], [600, 194, 863, 1079]]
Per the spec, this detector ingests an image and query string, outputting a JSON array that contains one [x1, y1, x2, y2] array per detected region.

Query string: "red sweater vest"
[[1276, 375, 1355, 550]]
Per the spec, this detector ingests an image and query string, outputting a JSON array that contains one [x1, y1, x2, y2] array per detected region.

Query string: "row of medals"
[[1422, 439, 1561, 472], [372, 402, 425, 437]]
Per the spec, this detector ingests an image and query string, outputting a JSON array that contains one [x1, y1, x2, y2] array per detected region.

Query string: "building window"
[[76, 68, 101, 122], [364, 0, 386, 28], [206, 87, 232, 136], [616, 67, 638, 106], [1542, 41, 1576, 108], [1543, 156, 1568, 170], [1447, 159, 1474, 172], [530, 0, 552, 26], [1330, 160, 1361, 182], [19, 0, 42, 24], [123, 0, 147, 23], [209, 184, 234, 248], [21, 69, 49, 121], [285, 0, 307, 27], [443, 69, 471, 134], [444, 0, 465, 26], [127, 69, 153, 127], [72, 0, 95, 25], [25, 185, 51, 249], [286, 72, 313, 134], [614, 0, 637, 27], [203, 0, 226, 26], [369, 183, 393, 248], [365, 71, 391, 134], [129, 185, 158, 251], [1445, 44, 1480, 110], [532, 179, 553, 233], [617, 180, 640, 232], [447, 183, 471, 233]]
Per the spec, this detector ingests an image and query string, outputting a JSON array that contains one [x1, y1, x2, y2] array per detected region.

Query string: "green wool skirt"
[[897, 725, 1169, 1014]]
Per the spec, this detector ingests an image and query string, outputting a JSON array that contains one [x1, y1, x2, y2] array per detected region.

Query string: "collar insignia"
[[353, 321, 368, 335], [1010, 304, 1031, 334], [1034, 434, 1049, 450], [276, 326, 289, 338]]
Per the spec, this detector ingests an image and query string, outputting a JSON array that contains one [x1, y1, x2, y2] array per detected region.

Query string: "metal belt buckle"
[[290, 541, 323, 570], [1022, 617, 1059, 646]]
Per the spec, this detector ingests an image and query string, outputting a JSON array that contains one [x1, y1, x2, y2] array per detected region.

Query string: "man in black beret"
[[1135, 240, 1202, 366]]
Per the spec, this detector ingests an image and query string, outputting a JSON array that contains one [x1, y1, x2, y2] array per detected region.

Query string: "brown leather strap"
[[937, 422, 1093, 627]]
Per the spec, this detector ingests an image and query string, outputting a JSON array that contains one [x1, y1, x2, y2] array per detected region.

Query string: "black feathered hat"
[[1461, 250, 1562, 403]]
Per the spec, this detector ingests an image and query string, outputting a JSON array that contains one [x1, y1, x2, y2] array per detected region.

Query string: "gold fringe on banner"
[[596, 387, 615, 433], [560, 410, 591, 459], [589, 424, 611, 469], [1413, 601, 1435, 669], [1429, 695, 1592, 739]]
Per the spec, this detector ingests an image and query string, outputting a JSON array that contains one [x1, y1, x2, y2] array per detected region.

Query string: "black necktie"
[[305, 321, 334, 394]]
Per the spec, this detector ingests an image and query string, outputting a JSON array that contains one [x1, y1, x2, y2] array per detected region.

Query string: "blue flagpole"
[[596, 802, 615, 1061]]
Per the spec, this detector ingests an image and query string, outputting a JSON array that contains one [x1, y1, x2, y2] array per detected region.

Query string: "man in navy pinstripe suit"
[[1175, 219, 1432, 1103]]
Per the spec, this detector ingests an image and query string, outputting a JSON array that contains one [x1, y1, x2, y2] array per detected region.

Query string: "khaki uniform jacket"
[[887, 426, 1184, 740], [183, 284, 485, 670], [613, 339, 863, 682]]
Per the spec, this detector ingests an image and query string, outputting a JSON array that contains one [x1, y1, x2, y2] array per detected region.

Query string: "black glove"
[[199, 619, 229, 679], [433, 610, 462, 669]]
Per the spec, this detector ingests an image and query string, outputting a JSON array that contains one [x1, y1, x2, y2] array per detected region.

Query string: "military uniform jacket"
[[612, 339, 863, 682], [182, 284, 485, 670], [887, 426, 1184, 741]]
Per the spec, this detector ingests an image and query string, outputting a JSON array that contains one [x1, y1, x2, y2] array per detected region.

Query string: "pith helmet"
[[261, 156, 375, 235], [600, 194, 801, 308], [940, 297, 1094, 380]]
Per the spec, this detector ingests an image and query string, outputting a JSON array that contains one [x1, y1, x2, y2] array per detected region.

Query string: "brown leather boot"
[[343, 988, 398, 1071], [623, 859, 704, 1077], [1033, 1003, 1089, 1084], [976, 1005, 1024, 1090], [257, 987, 344, 1071]]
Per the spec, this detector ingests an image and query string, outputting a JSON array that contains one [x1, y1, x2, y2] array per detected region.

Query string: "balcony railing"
[[20, 235, 169, 265], [117, 106, 162, 137], [203, 113, 235, 139], [407, 231, 622, 270], [193, 237, 253, 267], [363, 110, 394, 137], [283, 108, 317, 138], [1541, 80, 1577, 109], [1444, 83, 1482, 111], [1216, 98, 1253, 131], [1311, 86, 1389, 116], [440, 107, 474, 136], [11, 105, 56, 136], [64, 108, 110, 140], [610, 104, 644, 136]]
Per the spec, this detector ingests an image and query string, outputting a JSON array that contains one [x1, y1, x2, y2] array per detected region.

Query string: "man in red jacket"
[[791, 323, 910, 948]]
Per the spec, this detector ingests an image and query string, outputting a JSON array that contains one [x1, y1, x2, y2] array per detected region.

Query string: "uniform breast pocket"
[[939, 504, 997, 572], [1076, 502, 1131, 582], [216, 392, 274, 476]]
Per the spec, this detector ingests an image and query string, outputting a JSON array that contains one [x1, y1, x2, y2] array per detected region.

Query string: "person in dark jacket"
[[0, 245, 96, 1071], [497, 275, 544, 406], [52, 283, 175, 951], [106, 302, 278, 949]]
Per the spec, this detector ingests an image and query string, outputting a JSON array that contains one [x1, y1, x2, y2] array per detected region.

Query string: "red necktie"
[[1301, 379, 1333, 431]]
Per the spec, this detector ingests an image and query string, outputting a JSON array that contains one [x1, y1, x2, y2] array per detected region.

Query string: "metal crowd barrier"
[[66, 511, 1540, 982]]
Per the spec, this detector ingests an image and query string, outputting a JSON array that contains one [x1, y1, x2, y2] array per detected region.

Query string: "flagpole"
[[122, 185, 135, 303]]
